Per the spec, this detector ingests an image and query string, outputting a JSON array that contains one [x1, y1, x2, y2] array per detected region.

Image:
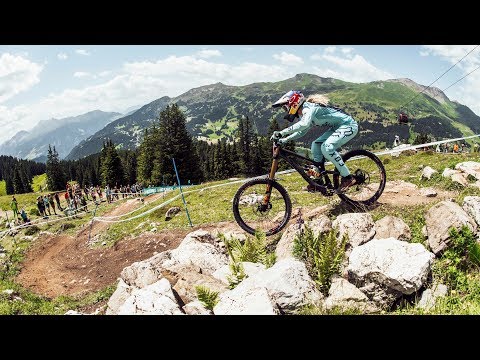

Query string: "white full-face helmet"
[[272, 90, 305, 122]]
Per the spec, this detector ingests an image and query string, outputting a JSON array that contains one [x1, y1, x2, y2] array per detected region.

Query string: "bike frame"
[[262, 143, 338, 205]]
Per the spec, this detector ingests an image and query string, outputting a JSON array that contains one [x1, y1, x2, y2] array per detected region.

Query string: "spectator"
[[43, 195, 51, 216], [54, 192, 63, 211], [37, 196, 47, 219], [20, 208, 30, 224], [48, 194, 57, 215], [453, 143, 459, 153], [10, 195, 18, 220]]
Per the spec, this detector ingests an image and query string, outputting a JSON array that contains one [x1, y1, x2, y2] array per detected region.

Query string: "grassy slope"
[[2, 151, 480, 314], [32, 174, 47, 192], [0, 181, 5, 196]]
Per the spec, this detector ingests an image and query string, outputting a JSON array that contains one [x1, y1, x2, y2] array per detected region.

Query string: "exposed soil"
[[15, 192, 240, 301]]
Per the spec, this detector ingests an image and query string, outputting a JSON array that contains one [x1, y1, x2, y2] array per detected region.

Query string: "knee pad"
[[321, 143, 335, 157]]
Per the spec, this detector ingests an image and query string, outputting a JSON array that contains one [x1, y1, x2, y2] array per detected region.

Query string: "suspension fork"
[[263, 146, 280, 205]]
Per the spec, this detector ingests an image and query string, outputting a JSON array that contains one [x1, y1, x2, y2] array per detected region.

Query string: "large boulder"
[[275, 215, 332, 261], [332, 213, 376, 249], [324, 276, 379, 314], [462, 196, 480, 227], [214, 286, 278, 315], [374, 215, 411, 241], [106, 279, 133, 315], [451, 173, 468, 187], [172, 266, 228, 304], [212, 262, 266, 285], [170, 230, 229, 275], [214, 258, 323, 314], [347, 238, 434, 308], [455, 161, 480, 180], [425, 201, 477, 255], [117, 279, 184, 315]]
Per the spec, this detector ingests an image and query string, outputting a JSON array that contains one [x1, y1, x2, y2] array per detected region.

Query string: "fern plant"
[[293, 226, 348, 295], [195, 285, 219, 310], [433, 225, 480, 291], [226, 261, 246, 289], [224, 231, 276, 268]]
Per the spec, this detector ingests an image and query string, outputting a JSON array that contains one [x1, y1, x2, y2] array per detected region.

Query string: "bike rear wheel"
[[232, 178, 292, 236], [333, 149, 386, 206]]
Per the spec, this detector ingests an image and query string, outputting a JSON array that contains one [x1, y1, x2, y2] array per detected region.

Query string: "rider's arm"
[[280, 128, 309, 142], [279, 107, 313, 138]]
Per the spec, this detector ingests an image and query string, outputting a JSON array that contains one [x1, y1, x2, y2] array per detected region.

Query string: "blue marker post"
[[172, 158, 193, 227]]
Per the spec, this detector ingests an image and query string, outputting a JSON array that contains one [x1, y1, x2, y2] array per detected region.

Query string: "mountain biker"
[[270, 90, 359, 192]]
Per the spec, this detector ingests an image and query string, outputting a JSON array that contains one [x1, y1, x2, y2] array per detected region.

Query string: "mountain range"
[[66, 73, 480, 159], [3, 73, 479, 162], [0, 110, 122, 162]]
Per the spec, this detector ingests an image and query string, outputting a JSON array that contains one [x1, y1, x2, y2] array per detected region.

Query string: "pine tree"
[[137, 128, 156, 184], [46, 145, 67, 191], [100, 140, 125, 187], [154, 104, 203, 185], [13, 165, 24, 194]]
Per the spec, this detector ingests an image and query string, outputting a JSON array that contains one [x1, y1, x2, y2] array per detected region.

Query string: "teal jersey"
[[279, 101, 355, 140]]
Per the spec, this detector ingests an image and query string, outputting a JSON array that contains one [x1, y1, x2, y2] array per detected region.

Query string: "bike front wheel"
[[232, 178, 292, 236], [333, 149, 386, 206]]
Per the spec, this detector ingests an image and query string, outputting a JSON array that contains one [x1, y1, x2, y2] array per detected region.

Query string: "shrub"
[[24, 225, 40, 236], [29, 207, 40, 217], [293, 226, 348, 295], [433, 226, 480, 291]]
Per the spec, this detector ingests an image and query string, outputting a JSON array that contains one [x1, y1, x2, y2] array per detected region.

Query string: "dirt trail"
[[15, 193, 189, 299], [15, 181, 455, 300]]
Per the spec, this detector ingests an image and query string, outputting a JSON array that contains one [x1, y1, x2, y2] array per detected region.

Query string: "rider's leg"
[[311, 129, 335, 164], [320, 122, 359, 177]]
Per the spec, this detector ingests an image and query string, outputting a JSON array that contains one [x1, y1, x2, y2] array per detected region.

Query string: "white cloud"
[[98, 70, 111, 77], [341, 47, 354, 54], [0, 54, 292, 143], [73, 71, 92, 78], [273, 52, 304, 66], [57, 52, 68, 60], [0, 53, 43, 103], [419, 50, 430, 57], [313, 53, 393, 83], [75, 49, 91, 56], [324, 46, 337, 54], [196, 49, 222, 58], [421, 45, 480, 114]]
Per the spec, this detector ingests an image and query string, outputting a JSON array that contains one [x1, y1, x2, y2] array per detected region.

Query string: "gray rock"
[[212, 262, 266, 285], [165, 206, 181, 220], [106, 279, 133, 315], [275, 222, 305, 261], [348, 238, 434, 308], [118, 278, 184, 315], [305, 205, 332, 221], [183, 300, 212, 315], [214, 286, 278, 315], [173, 267, 228, 304], [324, 276, 379, 314], [333, 213, 376, 249], [419, 188, 437, 197], [421, 166, 437, 180], [451, 173, 468, 187], [425, 201, 477, 254], [374, 215, 411, 241], [442, 168, 458, 179], [455, 161, 480, 180], [417, 284, 448, 311], [462, 196, 480, 227], [215, 258, 323, 314]]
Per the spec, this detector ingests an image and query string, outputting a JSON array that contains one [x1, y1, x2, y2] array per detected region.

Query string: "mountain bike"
[[232, 139, 386, 236]]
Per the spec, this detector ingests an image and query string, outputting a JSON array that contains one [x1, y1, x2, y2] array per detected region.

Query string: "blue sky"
[[0, 45, 479, 144]]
